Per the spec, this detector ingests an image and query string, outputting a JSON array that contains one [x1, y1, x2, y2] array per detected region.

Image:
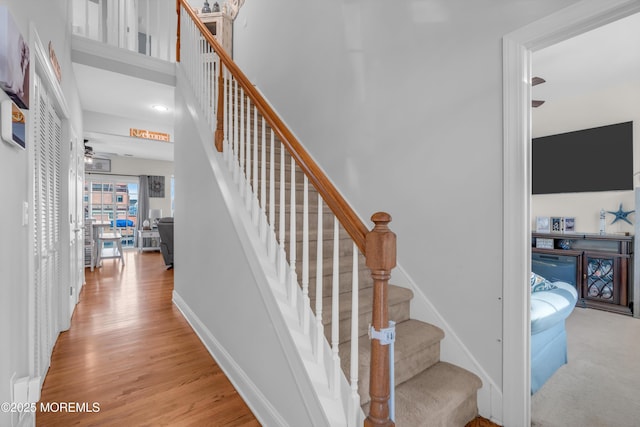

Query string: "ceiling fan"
[[532, 76, 545, 108]]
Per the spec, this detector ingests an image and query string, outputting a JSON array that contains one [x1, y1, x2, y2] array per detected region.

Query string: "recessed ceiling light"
[[152, 104, 169, 112]]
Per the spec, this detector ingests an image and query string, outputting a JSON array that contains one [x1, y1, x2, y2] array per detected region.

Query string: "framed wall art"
[[0, 6, 30, 109], [148, 175, 165, 198]]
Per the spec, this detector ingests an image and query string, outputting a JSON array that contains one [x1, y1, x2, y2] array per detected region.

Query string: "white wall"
[[173, 79, 321, 425], [230, 0, 582, 401], [0, 1, 83, 426], [532, 81, 640, 234], [89, 155, 175, 217]]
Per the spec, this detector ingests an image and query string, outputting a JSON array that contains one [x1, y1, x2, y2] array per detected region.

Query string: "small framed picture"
[[551, 217, 563, 233], [536, 216, 550, 233], [564, 217, 575, 233], [536, 238, 554, 249]]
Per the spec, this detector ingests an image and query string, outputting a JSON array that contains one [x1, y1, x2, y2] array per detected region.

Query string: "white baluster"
[[252, 106, 259, 225], [239, 87, 245, 192], [242, 94, 251, 211], [349, 242, 360, 426], [289, 156, 297, 308], [230, 77, 237, 171], [233, 80, 239, 182], [223, 68, 229, 162], [244, 97, 252, 209], [278, 142, 287, 285], [260, 116, 267, 244], [315, 194, 324, 363], [268, 129, 276, 262], [302, 175, 310, 333], [331, 216, 340, 397], [198, 37, 203, 110]]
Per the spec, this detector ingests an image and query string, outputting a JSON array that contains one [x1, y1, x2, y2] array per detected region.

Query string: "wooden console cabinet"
[[532, 232, 634, 316]]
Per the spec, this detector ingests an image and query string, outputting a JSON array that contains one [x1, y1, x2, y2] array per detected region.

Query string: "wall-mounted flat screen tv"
[[532, 121, 633, 194]]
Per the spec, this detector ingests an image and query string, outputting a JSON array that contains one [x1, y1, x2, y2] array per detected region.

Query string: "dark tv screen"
[[532, 121, 633, 194]]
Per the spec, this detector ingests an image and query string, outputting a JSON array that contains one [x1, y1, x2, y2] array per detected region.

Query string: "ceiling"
[[73, 61, 175, 162], [71, 12, 640, 162], [532, 12, 640, 108]]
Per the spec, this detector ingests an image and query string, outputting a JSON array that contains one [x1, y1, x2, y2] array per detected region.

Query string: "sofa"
[[530, 276, 578, 394], [157, 217, 174, 268]]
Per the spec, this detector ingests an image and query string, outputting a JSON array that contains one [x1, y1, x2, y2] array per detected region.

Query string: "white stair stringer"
[[181, 74, 358, 425]]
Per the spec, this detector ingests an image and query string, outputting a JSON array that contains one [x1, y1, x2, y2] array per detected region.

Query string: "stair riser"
[[306, 271, 373, 300]]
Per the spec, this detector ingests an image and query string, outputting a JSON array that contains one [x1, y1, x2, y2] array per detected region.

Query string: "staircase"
[[276, 139, 483, 426], [177, 2, 482, 425]]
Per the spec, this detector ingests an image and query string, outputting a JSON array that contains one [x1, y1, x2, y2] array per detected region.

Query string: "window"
[[84, 176, 139, 248]]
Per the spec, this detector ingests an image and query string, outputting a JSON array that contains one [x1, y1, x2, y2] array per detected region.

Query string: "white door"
[[33, 73, 63, 378], [68, 131, 83, 316]]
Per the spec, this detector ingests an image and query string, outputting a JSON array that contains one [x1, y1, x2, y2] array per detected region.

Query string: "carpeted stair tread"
[[383, 361, 482, 427], [340, 319, 445, 405]]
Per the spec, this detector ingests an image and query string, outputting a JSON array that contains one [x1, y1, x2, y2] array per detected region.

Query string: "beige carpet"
[[531, 307, 640, 427]]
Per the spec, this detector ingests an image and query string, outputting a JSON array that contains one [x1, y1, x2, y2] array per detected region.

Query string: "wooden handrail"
[[175, 0, 181, 62], [177, 0, 369, 253]]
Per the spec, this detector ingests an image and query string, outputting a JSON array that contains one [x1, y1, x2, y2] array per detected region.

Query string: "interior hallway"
[[37, 251, 260, 426]]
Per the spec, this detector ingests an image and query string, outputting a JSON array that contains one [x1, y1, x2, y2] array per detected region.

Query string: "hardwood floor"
[[37, 251, 260, 427]]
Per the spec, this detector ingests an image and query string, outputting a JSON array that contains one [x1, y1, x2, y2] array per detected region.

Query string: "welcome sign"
[[130, 128, 170, 142]]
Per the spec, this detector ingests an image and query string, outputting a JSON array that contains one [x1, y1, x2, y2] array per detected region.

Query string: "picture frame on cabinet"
[[551, 217, 563, 233], [564, 217, 576, 233], [536, 216, 550, 233]]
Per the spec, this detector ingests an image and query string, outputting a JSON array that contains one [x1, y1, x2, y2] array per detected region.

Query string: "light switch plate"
[[22, 201, 28, 226]]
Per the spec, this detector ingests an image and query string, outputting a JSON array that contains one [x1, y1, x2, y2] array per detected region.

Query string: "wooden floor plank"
[[37, 251, 261, 427]]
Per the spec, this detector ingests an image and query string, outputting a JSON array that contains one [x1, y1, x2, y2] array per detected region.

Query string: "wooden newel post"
[[364, 212, 396, 427], [214, 62, 225, 152]]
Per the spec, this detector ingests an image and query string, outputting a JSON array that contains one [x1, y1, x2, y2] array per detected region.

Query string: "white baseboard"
[[172, 291, 288, 427]]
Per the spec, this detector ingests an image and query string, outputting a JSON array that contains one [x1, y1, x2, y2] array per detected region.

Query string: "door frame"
[[501, 0, 640, 425], [28, 25, 71, 381]]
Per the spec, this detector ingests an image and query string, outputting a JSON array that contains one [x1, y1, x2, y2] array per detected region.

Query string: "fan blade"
[[532, 100, 545, 108], [532, 76, 546, 86]]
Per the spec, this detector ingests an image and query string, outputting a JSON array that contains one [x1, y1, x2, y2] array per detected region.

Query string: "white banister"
[[244, 97, 252, 208], [233, 80, 240, 183], [252, 106, 259, 225], [268, 129, 276, 262], [349, 242, 360, 426], [302, 175, 310, 333], [289, 156, 297, 308], [178, 5, 374, 421], [278, 143, 286, 285], [331, 216, 340, 397], [260, 116, 267, 243], [223, 69, 230, 164], [315, 194, 324, 364]]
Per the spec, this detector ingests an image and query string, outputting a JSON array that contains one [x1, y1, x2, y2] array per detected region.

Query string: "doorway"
[[502, 1, 640, 425]]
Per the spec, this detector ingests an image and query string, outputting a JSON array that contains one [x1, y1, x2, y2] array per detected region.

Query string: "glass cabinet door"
[[585, 255, 619, 305]]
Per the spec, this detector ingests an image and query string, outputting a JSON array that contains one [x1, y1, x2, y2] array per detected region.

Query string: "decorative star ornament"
[[607, 203, 635, 225]]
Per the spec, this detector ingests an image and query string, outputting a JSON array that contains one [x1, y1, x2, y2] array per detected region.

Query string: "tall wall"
[[532, 81, 640, 234], [173, 76, 322, 425], [0, 1, 83, 426], [230, 0, 582, 395]]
